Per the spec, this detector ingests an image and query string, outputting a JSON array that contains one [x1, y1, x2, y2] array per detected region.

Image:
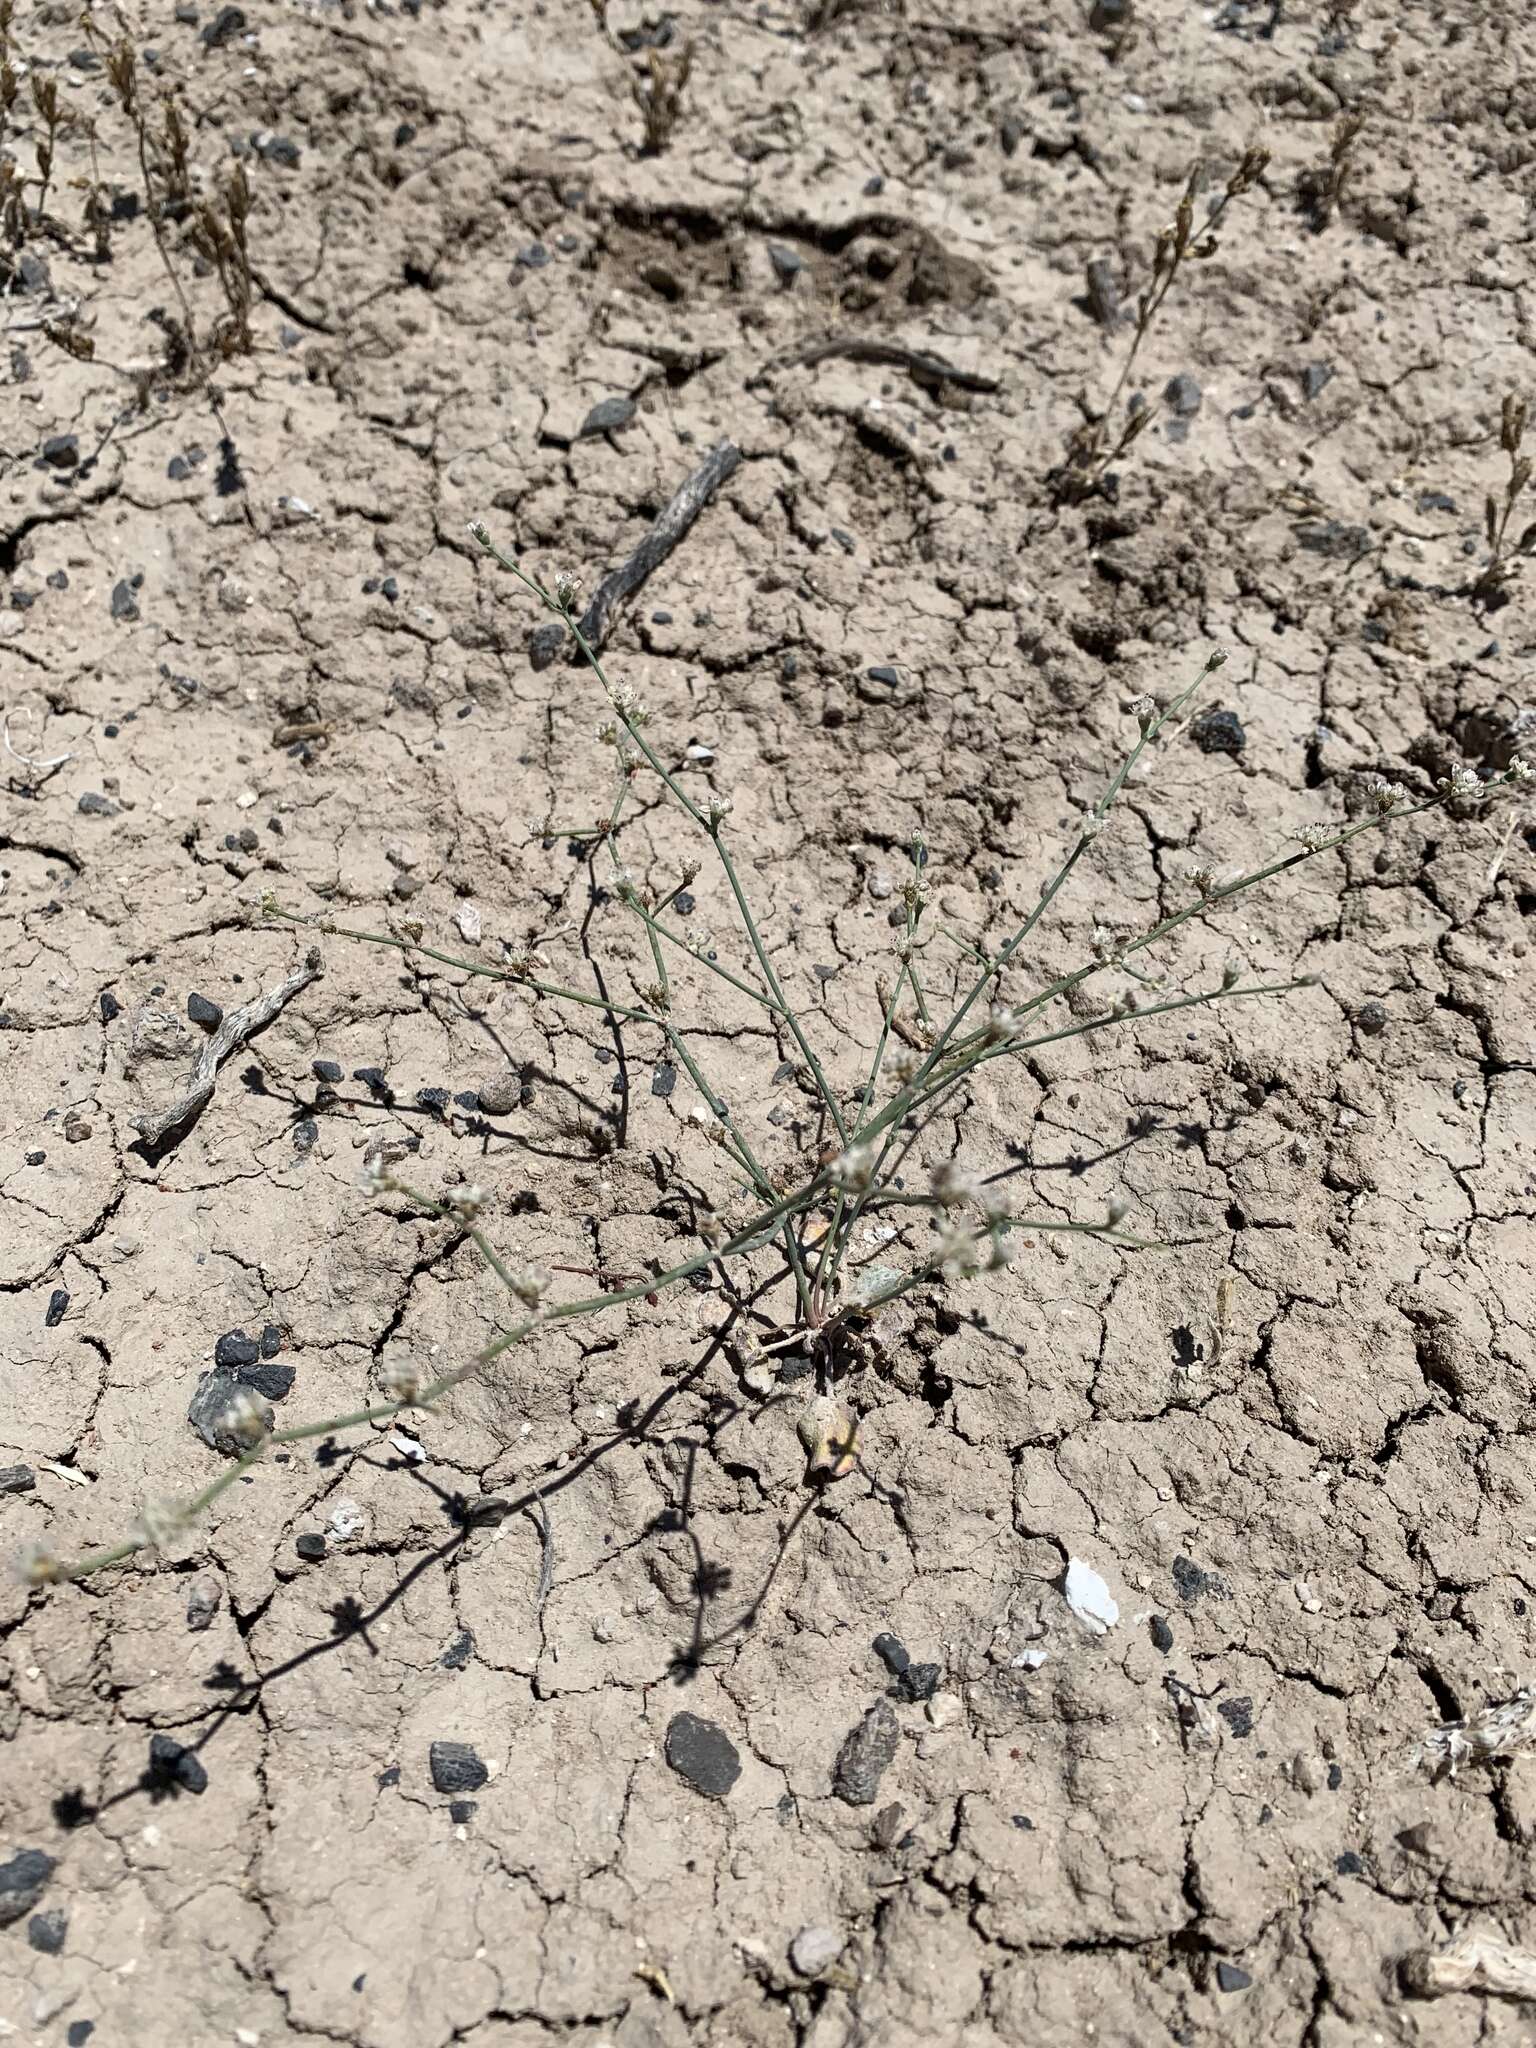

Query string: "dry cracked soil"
[[3, 0, 1536, 2043]]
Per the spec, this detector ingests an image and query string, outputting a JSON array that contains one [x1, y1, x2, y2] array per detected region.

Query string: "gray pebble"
[[187, 1371, 274, 1455], [0, 1850, 56, 1929], [833, 1700, 899, 1805], [580, 396, 636, 438]]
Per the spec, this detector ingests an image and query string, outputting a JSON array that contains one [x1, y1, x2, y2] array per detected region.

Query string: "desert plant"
[[1474, 393, 1535, 606], [1056, 146, 1270, 501], [18, 524, 1531, 1590]]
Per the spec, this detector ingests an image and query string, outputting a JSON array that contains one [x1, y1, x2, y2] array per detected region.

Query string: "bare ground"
[[3, 0, 1536, 2042]]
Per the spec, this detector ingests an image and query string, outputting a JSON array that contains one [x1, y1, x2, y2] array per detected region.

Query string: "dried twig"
[[131, 949, 324, 1152], [1403, 1929, 1536, 2002], [1411, 1688, 1536, 1779], [761, 335, 1000, 395], [533, 440, 742, 664]]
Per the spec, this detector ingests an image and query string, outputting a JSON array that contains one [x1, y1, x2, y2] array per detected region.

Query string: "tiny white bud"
[[220, 1388, 270, 1451], [830, 1141, 879, 1195], [552, 569, 582, 613], [15, 1541, 61, 1587], [381, 1354, 423, 1404], [1104, 1193, 1129, 1227], [511, 1264, 552, 1309], [930, 1160, 980, 1210], [466, 519, 491, 548]]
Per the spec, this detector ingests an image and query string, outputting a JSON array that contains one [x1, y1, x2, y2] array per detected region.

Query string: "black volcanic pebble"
[[295, 1532, 327, 1561], [429, 1740, 489, 1794], [1149, 1614, 1174, 1653], [0, 1466, 38, 1495], [873, 1632, 910, 1676], [896, 1662, 941, 1704], [214, 1329, 260, 1369], [312, 1058, 343, 1083], [187, 991, 223, 1029], [45, 1288, 69, 1329], [664, 1713, 742, 1799], [148, 1734, 208, 1795], [0, 1850, 56, 1928], [1215, 1962, 1253, 1993], [1190, 706, 1246, 756]]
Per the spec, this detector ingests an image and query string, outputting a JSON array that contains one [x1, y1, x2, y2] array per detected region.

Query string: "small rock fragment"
[[28, 1908, 68, 1954], [200, 3, 245, 46], [897, 1662, 941, 1704], [872, 1631, 910, 1676], [430, 1740, 489, 1794], [64, 1113, 92, 1143], [1216, 1962, 1253, 1993], [665, 1712, 742, 1800], [45, 1288, 69, 1329], [766, 242, 804, 285], [294, 1532, 326, 1561], [76, 792, 117, 816], [440, 1631, 475, 1671], [454, 903, 482, 946], [109, 580, 140, 623], [148, 1734, 208, 1795], [790, 1926, 845, 1977], [833, 1700, 899, 1806], [579, 396, 637, 438], [1149, 1614, 1174, 1654], [1190, 706, 1246, 756], [0, 1465, 38, 1495], [187, 1372, 273, 1454], [1064, 1558, 1119, 1634], [1301, 361, 1334, 401], [1171, 1554, 1230, 1604], [476, 1074, 518, 1116], [214, 1329, 260, 1369], [1164, 372, 1202, 416], [186, 991, 223, 1030], [449, 1799, 477, 1824], [925, 1691, 962, 1729], [1355, 1000, 1388, 1036], [41, 435, 79, 471], [185, 1577, 221, 1630], [0, 1850, 56, 1929]]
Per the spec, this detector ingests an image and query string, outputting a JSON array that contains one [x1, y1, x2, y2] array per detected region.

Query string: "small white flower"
[[446, 1183, 487, 1223], [830, 1141, 879, 1195], [889, 1046, 922, 1087], [985, 1005, 1023, 1045], [360, 1153, 394, 1198], [1185, 858, 1221, 898], [1090, 925, 1120, 963], [930, 1160, 980, 1210], [596, 719, 620, 746], [135, 1498, 188, 1552], [1078, 812, 1107, 844], [510, 1265, 552, 1309], [381, 1355, 423, 1404], [1438, 762, 1484, 799], [1507, 756, 1533, 786], [1367, 778, 1409, 814], [933, 1221, 980, 1281], [466, 519, 491, 548], [14, 1541, 60, 1587], [220, 1389, 270, 1451], [552, 568, 581, 613], [706, 793, 734, 829], [1125, 694, 1158, 735], [1292, 823, 1334, 854]]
